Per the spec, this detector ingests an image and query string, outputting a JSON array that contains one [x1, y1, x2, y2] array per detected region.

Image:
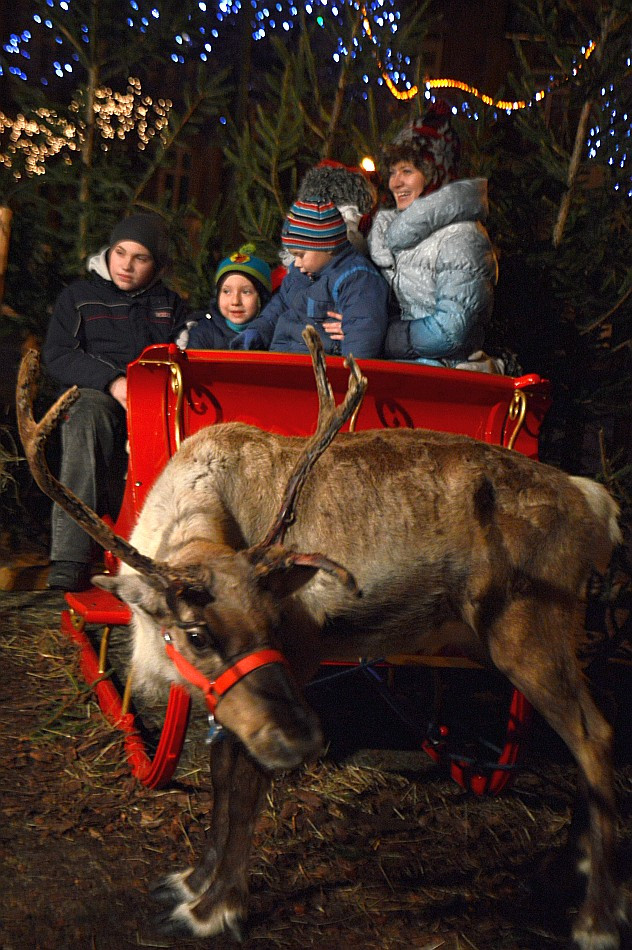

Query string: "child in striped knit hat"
[[231, 198, 389, 358]]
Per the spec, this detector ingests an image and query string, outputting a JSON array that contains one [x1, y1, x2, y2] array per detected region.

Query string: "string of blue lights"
[[1, 0, 630, 193]]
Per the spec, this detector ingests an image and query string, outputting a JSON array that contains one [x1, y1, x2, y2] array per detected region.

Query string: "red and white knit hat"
[[391, 99, 460, 195]]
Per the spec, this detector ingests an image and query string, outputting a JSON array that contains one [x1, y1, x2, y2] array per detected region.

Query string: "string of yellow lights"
[[361, 4, 596, 111], [0, 28, 606, 181]]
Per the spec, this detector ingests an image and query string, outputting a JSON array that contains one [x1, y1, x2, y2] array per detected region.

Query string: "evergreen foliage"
[[222, 2, 430, 256], [0, 0, 630, 513], [457, 2, 631, 505], [1, 1, 231, 327]]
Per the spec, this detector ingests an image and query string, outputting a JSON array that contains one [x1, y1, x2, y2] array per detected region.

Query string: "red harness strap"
[[164, 638, 288, 715]]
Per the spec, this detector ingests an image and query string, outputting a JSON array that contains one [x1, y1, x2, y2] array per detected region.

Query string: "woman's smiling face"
[[388, 161, 427, 210]]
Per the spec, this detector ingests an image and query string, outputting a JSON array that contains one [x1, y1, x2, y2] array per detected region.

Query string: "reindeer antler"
[[16, 349, 177, 590], [309, 327, 336, 428], [251, 327, 367, 561]]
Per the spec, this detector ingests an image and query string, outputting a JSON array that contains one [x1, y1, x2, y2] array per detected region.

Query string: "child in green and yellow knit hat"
[[187, 244, 272, 349]]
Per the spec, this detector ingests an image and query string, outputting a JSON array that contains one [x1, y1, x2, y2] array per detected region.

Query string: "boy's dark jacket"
[[187, 302, 240, 349], [232, 243, 388, 358], [43, 248, 190, 393]]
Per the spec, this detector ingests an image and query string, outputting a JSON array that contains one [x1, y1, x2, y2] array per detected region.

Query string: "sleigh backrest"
[[108, 344, 551, 567]]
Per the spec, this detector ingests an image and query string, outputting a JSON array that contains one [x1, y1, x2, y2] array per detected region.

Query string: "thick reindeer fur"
[[121, 422, 621, 696], [17, 339, 625, 949], [571, 476, 622, 571], [100, 419, 627, 949]]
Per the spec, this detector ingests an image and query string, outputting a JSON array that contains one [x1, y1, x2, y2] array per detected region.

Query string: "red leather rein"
[[163, 632, 289, 715]]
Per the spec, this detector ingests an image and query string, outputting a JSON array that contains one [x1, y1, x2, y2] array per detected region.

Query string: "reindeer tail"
[[571, 476, 622, 571]]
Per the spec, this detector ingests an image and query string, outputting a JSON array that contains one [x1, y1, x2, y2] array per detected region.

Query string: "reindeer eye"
[[184, 625, 214, 651]]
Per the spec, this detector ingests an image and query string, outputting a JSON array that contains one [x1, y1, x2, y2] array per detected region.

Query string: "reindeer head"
[[17, 330, 367, 771], [101, 541, 342, 769]]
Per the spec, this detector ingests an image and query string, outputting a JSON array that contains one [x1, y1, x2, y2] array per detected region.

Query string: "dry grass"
[[1, 590, 631, 950]]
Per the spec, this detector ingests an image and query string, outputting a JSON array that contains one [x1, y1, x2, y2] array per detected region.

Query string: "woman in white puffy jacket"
[[368, 101, 501, 372]]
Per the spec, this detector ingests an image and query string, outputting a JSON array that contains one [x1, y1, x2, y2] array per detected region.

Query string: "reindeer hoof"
[[571, 888, 629, 950], [150, 880, 181, 907], [226, 914, 247, 944], [154, 907, 197, 939], [154, 903, 247, 942], [150, 870, 197, 907], [572, 919, 620, 949]]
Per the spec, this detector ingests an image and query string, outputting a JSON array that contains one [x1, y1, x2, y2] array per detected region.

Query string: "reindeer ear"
[[92, 572, 162, 609], [251, 547, 359, 600], [252, 550, 319, 600]]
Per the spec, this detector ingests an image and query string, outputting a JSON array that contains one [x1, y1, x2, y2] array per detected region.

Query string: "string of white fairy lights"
[[0, 0, 629, 192]]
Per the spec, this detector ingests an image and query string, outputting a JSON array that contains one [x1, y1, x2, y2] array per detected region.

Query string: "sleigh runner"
[[59, 341, 551, 794]]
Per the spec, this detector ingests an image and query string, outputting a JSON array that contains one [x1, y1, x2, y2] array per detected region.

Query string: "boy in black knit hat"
[[42, 212, 190, 591]]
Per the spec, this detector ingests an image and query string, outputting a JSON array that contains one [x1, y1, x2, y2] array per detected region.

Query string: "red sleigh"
[[60, 344, 551, 793]]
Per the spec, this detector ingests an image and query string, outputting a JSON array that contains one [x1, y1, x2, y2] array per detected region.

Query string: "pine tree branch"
[[321, 10, 361, 158], [552, 8, 623, 248], [298, 102, 326, 141], [298, 10, 323, 120], [130, 90, 207, 204], [76, 0, 105, 262], [267, 69, 297, 214], [552, 98, 592, 248], [580, 286, 632, 336], [50, 20, 87, 64], [78, 62, 99, 262]]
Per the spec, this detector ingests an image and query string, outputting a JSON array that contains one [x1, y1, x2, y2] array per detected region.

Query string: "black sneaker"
[[47, 561, 93, 592]]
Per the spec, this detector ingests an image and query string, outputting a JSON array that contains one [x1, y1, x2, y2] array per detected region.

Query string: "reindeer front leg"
[[152, 733, 271, 942]]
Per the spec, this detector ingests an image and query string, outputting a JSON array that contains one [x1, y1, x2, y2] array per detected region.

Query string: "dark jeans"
[[50, 388, 127, 565]]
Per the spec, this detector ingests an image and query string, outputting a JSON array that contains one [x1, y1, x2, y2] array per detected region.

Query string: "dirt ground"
[[1, 588, 632, 950]]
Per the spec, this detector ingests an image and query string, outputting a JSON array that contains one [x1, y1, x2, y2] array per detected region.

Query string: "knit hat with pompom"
[[214, 244, 272, 303], [388, 99, 461, 195]]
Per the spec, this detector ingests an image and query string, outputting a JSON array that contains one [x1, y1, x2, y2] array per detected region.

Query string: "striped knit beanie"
[[281, 198, 349, 253]]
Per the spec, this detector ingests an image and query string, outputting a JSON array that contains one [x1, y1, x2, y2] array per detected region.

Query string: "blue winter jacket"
[[231, 243, 389, 358], [368, 179, 498, 366]]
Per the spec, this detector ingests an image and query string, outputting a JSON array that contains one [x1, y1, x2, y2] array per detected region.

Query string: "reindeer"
[[17, 330, 626, 949]]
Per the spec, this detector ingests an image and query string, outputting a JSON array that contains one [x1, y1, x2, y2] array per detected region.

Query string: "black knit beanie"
[[108, 213, 169, 270]]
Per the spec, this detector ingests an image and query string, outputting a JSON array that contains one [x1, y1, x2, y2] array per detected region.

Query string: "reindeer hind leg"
[[487, 598, 625, 950], [568, 687, 628, 949]]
